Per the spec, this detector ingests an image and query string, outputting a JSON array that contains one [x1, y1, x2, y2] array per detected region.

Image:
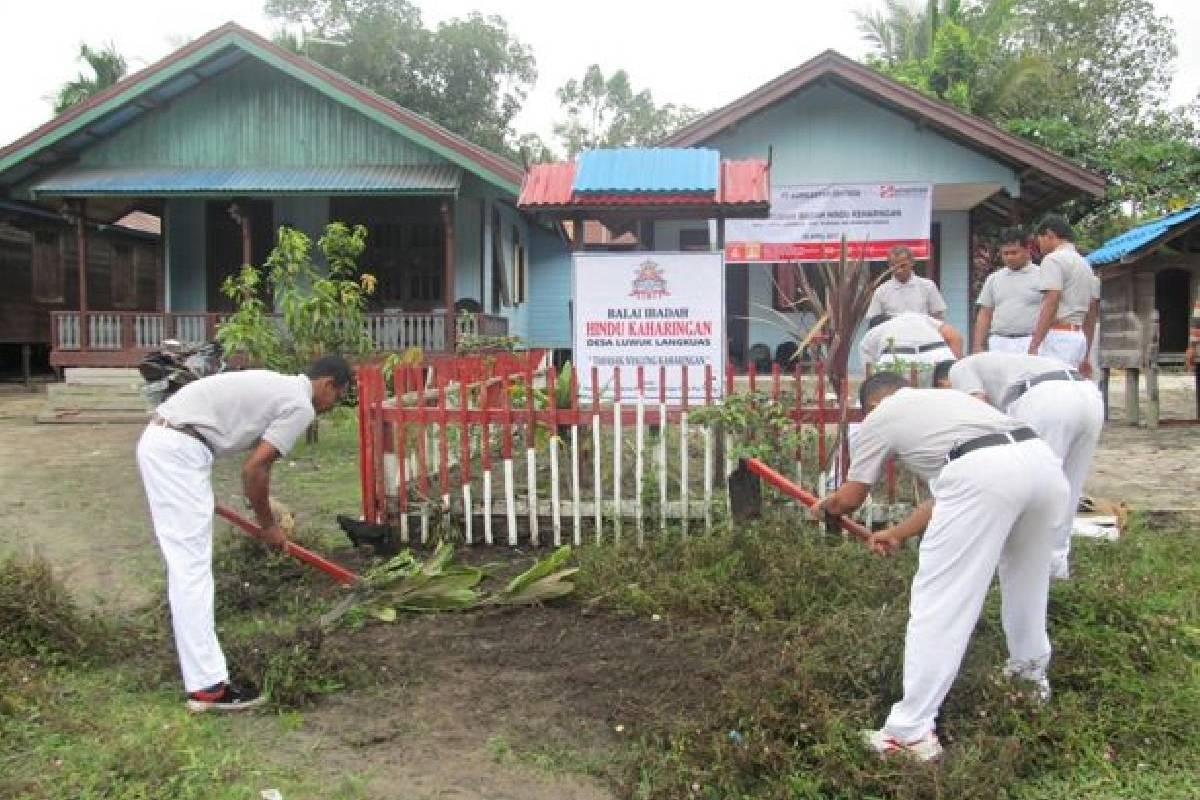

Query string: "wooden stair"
[[38, 368, 151, 424]]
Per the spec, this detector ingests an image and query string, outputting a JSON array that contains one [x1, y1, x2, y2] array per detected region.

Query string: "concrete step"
[[48, 384, 144, 400], [37, 408, 149, 424], [63, 367, 144, 386]]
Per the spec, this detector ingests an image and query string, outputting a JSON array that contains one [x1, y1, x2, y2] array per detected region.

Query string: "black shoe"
[[185, 682, 266, 713]]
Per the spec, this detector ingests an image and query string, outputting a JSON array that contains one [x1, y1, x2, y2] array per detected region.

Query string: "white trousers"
[[882, 438, 1068, 741], [988, 334, 1032, 354], [1036, 330, 1087, 367], [136, 424, 228, 692], [1007, 379, 1104, 573]]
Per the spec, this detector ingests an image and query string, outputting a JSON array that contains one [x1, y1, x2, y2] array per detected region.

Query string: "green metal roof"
[[31, 164, 461, 196], [0, 23, 522, 195]]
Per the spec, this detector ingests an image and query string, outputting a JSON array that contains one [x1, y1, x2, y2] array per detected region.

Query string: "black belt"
[[1003, 369, 1082, 406], [883, 341, 948, 355], [946, 427, 1037, 463], [990, 332, 1031, 338], [151, 414, 214, 453]]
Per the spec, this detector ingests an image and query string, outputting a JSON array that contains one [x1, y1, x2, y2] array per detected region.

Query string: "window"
[[679, 229, 710, 251], [32, 231, 63, 303], [112, 243, 137, 308], [511, 224, 528, 305]]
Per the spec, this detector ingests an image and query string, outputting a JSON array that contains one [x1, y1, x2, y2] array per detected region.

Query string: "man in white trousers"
[[137, 355, 351, 712], [933, 353, 1104, 579], [813, 373, 1068, 761], [858, 312, 963, 371], [1028, 215, 1100, 375], [973, 228, 1043, 354]]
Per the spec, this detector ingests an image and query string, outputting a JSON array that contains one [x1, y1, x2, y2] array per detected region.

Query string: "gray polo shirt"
[[847, 387, 1026, 484], [1037, 243, 1098, 325], [977, 264, 1043, 335], [947, 352, 1074, 409], [866, 275, 947, 318], [157, 370, 316, 457], [858, 312, 945, 364]]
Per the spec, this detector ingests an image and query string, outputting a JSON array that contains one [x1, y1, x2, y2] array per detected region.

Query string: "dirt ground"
[[1, 373, 1196, 797]]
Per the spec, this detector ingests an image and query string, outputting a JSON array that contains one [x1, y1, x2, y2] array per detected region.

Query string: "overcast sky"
[[2, 0, 1198, 150]]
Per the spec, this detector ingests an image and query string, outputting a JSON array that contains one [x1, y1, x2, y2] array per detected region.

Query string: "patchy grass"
[[575, 516, 1200, 799], [0, 554, 108, 663]]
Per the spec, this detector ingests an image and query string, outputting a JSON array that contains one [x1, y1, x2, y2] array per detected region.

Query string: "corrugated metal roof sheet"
[[1087, 204, 1200, 266], [517, 162, 575, 207], [518, 156, 768, 209], [31, 164, 461, 195], [573, 148, 719, 193], [720, 159, 770, 205]]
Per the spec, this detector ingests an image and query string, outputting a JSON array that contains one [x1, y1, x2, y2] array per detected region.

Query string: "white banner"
[[725, 182, 933, 262], [573, 252, 725, 402]]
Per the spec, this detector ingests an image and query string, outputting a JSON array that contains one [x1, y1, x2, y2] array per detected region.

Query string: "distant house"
[[0, 198, 158, 379], [0, 22, 533, 371]]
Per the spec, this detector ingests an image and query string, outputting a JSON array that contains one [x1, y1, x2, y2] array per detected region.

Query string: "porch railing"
[[50, 310, 509, 357]]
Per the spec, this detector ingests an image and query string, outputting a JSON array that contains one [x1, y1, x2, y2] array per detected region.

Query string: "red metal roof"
[[518, 157, 769, 210]]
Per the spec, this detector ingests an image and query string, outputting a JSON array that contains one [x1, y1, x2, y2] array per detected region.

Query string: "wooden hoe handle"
[[215, 504, 362, 587]]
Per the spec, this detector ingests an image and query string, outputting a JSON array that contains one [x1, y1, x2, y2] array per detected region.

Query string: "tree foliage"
[[856, 0, 1198, 241], [265, 0, 536, 156], [553, 65, 701, 157], [53, 42, 128, 114], [218, 223, 376, 371]]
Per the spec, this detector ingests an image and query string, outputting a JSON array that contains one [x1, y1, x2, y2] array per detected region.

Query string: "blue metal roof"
[[572, 147, 720, 193], [30, 164, 461, 196], [1087, 204, 1200, 266]]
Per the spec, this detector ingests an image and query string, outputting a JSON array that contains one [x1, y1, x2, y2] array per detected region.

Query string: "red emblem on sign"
[[629, 260, 670, 299]]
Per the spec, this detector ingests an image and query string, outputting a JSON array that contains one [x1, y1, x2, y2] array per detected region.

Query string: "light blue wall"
[[491, 200, 531, 338], [935, 210, 970, 340], [164, 198, 206, 311], [527, 224, 573, 347], [704, 83, 1019, 192]]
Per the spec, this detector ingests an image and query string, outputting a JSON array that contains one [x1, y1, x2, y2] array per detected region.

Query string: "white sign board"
[[573, 252, 725, 402], [725, 182, 933, 262]]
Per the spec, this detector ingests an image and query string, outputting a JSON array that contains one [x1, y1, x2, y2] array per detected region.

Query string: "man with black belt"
[[136, 355, 351, 712], [858, 312, 963, 370], [813, 373, 1068, 761], [933, 352, 1104, 579], [973, 228, 1043, 354], [1028, 215, 1100, 374]]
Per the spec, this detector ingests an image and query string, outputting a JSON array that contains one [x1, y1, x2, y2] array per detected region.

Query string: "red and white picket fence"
[[356, 358, 918, 546]]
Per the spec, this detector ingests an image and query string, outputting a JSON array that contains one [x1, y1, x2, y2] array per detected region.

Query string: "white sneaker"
[[1003, 664, 1052, 703], [861, 729, 943, 761]]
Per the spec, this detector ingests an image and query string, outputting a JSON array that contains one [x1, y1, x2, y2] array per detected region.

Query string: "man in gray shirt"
[[1028, 215, 1101, 374], [866, 246, 948, 320], [974, 228, 1043, 354], [136, 355, 351, 712], [813, 374, 1067, 761], [934, 352, 1104, 579], [858, 312, 963, 368]]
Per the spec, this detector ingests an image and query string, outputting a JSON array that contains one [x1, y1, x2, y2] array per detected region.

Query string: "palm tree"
[[54, 42, 128, 114], [854, 0, 946, 65]]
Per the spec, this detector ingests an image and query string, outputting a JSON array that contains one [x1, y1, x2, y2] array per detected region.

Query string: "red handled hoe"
[[215, 505, 362, 587], [729, 458, 873, 543]]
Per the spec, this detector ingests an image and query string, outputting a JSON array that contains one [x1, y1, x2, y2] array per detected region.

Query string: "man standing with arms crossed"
[[974, 228, 1043, 354], [867, 246, 948, 320], [1028, 215, 1100, 375], [137, 355, 352, 712], [934, 353, 1104, 579], [812, 374, 1068, 760]]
